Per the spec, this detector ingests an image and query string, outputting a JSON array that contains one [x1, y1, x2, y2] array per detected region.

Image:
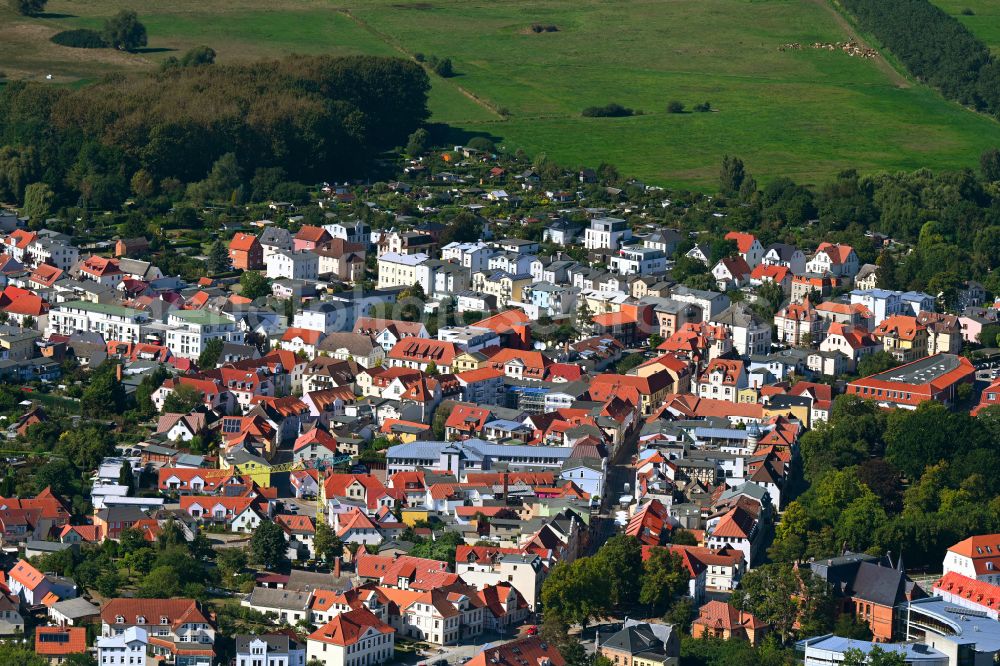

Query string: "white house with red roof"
[[806, 242, 859, 278], [322, 473, 391, 518], [773, 298, 822, 346], [179, 496, 266, 532], [101, 598, 215, 665], [2, 229, 35, 263], [819, 322, 880, 371], [157, 468, 233, 495], [8, 559, 76, 606], [693, 359, 747, 403], [944, 535, 1000, 584], [705, 505, 761, 566], [306, 607, 394, 666], [386, 338, 459, 373], [291, 469, 321, 499], [749, 263, 792, 292], [334, 508, 383, 546], [711, 256, 752, 291], [75, 255, 125, 285], [724, 232, 765, 268], [280, 327, 323, 357], [293, 428, 341, 463]]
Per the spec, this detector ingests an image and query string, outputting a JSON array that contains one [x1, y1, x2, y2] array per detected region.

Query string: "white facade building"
[[584, 217, 632, 250], [46, 300, 150, 342], [267, 250, 319, 281], [165, 309, 241, 360], [97, 627, 148, 666], [442, 242, 493, 272], [609, 247, 667, 275], [376, 252, 430, 291]]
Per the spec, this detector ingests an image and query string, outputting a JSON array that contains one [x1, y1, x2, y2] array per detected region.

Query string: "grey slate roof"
[[235, 634, 299, 654], [245, 587, 311, 611], [600, 622, 674, 658]]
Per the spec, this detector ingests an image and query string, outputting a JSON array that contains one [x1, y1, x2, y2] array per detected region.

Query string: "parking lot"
[[393, 629, 525, 666]]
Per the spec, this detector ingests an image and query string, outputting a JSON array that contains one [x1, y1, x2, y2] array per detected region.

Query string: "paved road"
[[588, 423, 641, 554]]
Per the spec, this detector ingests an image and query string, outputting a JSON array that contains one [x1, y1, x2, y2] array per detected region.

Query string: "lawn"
[[2, 0, 1000, 188]]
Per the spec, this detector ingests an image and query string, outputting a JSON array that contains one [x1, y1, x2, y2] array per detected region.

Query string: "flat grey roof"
[[869, 353, 961, 384]]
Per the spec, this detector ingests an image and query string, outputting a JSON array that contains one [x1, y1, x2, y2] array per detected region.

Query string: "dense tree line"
[[0, 54, 429, 209], [770, 397, 1000, 569], [540, 535, 689, 627], [840, 0, 1000, 116], [690, 159, 1000, 300]]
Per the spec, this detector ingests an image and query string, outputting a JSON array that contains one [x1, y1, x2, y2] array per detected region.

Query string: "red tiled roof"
[[229, 232, 259, 252], [323, 474, 386, 510], [948, 535, 1000, 574], [307, 607, 393, 646], [388, 338, 459, 366], [693, 600, 768, 631], [9, 559, 44, 591], [295, 225, 330, 243], [711, 505, 756, 540], [466, 637, 565, 666], [293, 428, 338, 453], [725, 231, 759, 254], [35, 626, 86, 655], [101, 598, 210, 631], [751, 263, 790, 282], [473, 309, 530, 334], [815, 242, 854, 264], [933, 572, 1000, 613], [282, 327, 323, 345], [456, 367, 505, 384]]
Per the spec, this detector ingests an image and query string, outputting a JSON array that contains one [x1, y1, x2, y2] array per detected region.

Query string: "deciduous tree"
[[639, 547, 689, 615], [249, 520, 288, 570], [103, 10, 147, 52]]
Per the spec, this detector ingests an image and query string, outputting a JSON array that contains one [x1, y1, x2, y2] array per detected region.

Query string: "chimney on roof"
[[513, 323, 530, 350], [334, 556, 342, 577]]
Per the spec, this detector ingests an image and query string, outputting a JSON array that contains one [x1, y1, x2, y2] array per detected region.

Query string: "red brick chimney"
[[334, 556, 341, 577]]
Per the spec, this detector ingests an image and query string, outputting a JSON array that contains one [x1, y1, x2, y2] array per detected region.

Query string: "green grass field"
[[931, 0, 1000, 52], [3, 0, 1000, 188]]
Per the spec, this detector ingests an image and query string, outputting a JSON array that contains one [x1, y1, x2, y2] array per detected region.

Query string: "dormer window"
[[136, 616, 146, 624], [160, 616, 170, 625], [115, 615, 124, 624]]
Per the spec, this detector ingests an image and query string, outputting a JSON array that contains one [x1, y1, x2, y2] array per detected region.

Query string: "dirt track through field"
[[815, 0, 911, 88], [338, 8, 506, 119]]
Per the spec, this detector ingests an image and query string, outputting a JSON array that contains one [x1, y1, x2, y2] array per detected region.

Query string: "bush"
[[961, 7, 975, 15], [466, 136, 495, 153], [427, 56, 454, 77], [693, 101, 712, 112], [582, 103, 635, 117], [666, 100, 685, 113], [530, 23, 559, 33], [51, 29, 108, 49], [9, 0, 46, 16], [103, 9, 147, 52]]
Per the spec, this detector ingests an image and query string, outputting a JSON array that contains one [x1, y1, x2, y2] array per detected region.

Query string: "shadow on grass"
[[39, 12, 77, 18], [134, 47, 177, 54], [427, 123, 505, 146]]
